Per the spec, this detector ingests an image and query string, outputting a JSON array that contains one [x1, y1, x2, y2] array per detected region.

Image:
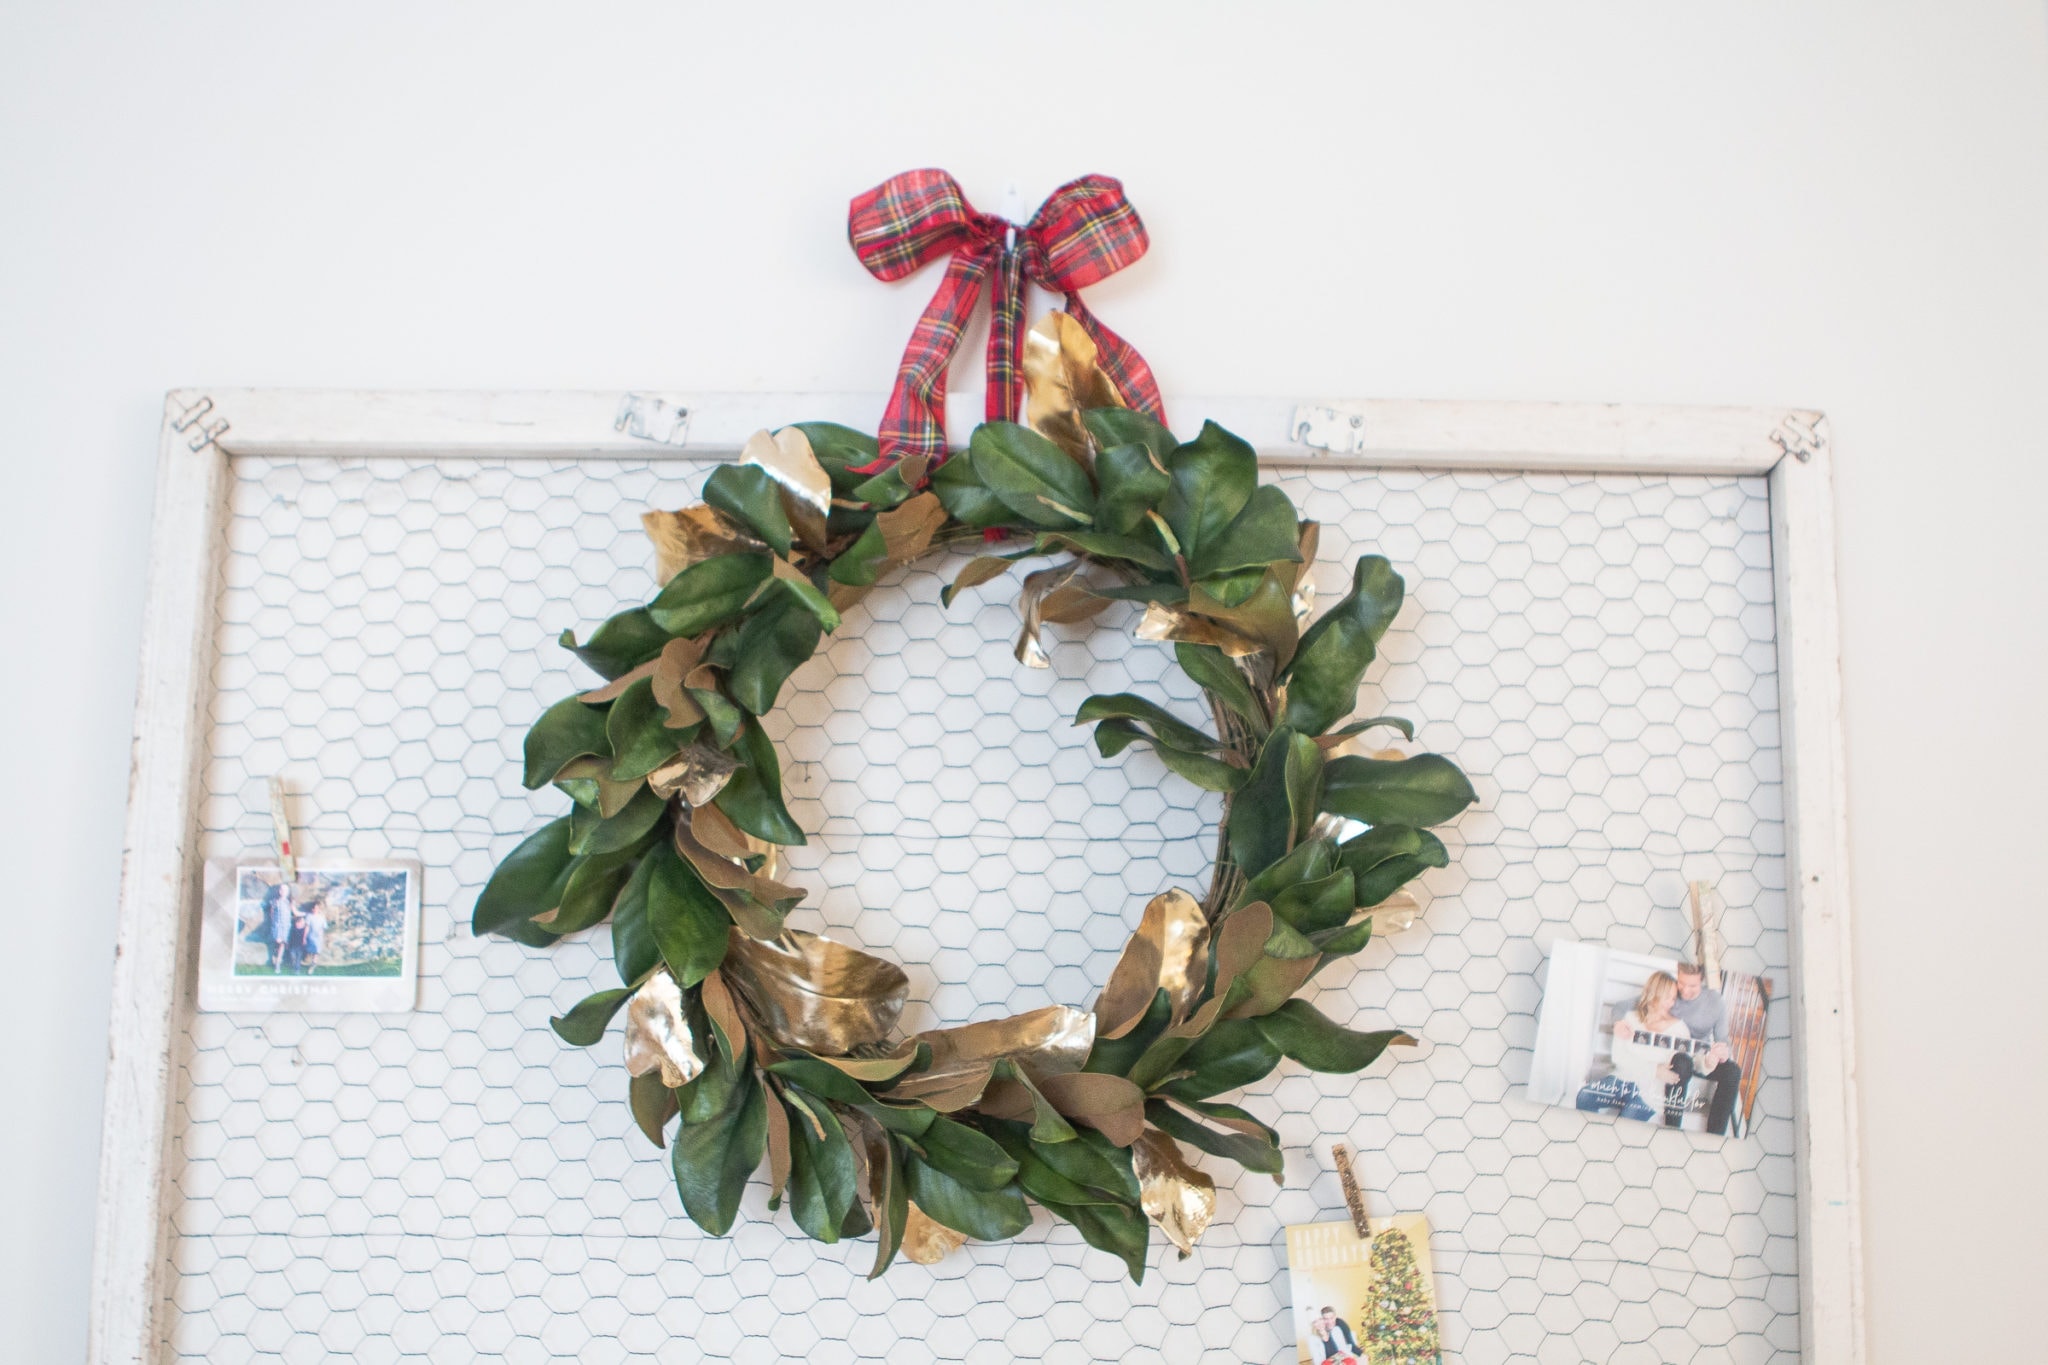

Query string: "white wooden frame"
[[91, 388, 1864, 1364]]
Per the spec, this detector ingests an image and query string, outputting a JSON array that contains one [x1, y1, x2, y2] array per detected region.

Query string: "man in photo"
[[1665, 961, 1743, 1135], [261, 878, 293, 972], [1310, 1305, 1363, 1363]]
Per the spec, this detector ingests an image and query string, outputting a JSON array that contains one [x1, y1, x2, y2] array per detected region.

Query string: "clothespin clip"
[[268, 775, 298, 884], [1331, 1142, 1373, 1243]]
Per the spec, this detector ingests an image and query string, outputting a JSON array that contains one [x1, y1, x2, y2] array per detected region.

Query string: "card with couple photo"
[[1285, 1214, 1443, 1365], [1527, 939, 1771, 1138], [197, 857, 421, 1012]]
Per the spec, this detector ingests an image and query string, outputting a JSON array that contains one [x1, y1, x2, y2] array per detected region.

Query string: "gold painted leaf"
[[1095, 888, 1209, 1039], [914, 1003, 1095, 1087], [743, 427, 834, 553], [622, 969, 705, 1088], [901, 1200, 970, 1265], [1132, 1127, 1217, 1257], [1135, 601, 1262, 658], [721, 928, 909, 1056], [647, 743, 739, 806], [889, 1059, 996, 1112], [642, 504, 766, 585], [1023, 311, 1124, 466], [875, 491, 948, 563]]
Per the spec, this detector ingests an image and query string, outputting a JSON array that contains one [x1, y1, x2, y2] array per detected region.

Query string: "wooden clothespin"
[[1330, 1142, 1373, 1243], [268, 775, 298, 884]]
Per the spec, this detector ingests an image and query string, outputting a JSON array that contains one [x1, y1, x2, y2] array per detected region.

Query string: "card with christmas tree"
[[1284, 1214, 1444, 1365]]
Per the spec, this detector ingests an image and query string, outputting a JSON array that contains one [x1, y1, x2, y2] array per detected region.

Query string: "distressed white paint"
[[91, 390, 1864, 1365]]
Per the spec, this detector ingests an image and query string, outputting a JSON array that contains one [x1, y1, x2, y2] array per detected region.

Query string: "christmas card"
[[1284, 1214, 1443, 1365]]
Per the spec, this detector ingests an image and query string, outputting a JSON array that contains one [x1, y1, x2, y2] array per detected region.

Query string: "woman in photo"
[[1309, 1305, 1363, 1364], [1576, 971, 1691, 1122], [261, 879, 293, 972]]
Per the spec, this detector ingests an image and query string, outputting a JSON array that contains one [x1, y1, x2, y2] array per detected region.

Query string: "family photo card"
[[198, 858, 421, 1012]]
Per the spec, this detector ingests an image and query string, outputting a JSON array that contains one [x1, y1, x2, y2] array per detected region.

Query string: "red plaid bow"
[[848, 169, 1166, 474]]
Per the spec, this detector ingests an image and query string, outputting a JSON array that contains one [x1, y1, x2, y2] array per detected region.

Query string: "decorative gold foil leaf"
[[1014, 564, 1085, 669], [622, 969, 705, 1088], [742, 427, 834, 553], [1095, 888, 1209, 1039], [647, 743, 739, 806], [1369, 889, 1420, 935], [1023, 311, 1125, 465], [720, 928, 909, 1055], [1135, 601, 1262, 658], [642, 504, 766, 585], [875, 492, 948, 563], [1169, 901, 1274, 1039], [650, 636, 710, 728], [578, 657, 659, 704], [901, 1200, 970, 1265], [1287, 521, 1321, 626], [552, 755, 646, 819], [1131, 1128, 1217, 1257], [1033, 1071, 1147, 1146], [913, 1003, 1095, 1088], [889, 1058, 996, 1112], [699, 967, 748, 1062], [810, 1041, 923, 1084]]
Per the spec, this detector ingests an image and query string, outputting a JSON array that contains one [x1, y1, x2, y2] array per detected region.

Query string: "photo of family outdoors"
[[1285, 1214, 1443, 1365], [198, 859, 420, 1013], [1526, 940, 1770, 1138]]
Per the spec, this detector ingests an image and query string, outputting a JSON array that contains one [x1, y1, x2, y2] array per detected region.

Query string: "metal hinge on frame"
[[615, 393, 692, 447], [1770, 411, 1828, 464], [1289, 401, 1370, 455], [169, 394, 229, 453]]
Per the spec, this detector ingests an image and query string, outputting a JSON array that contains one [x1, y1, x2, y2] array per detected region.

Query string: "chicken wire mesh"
[[169, 453, 1798, 1363]]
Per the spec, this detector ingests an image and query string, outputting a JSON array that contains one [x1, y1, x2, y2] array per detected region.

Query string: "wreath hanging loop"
[[475, 312, 1476, 1279]]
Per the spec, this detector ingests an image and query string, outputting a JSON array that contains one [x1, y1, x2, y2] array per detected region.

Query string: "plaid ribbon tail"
[[1062, 293, 1167, 425], [869, 245, 998, 473], [985, 246, 1026, 424]]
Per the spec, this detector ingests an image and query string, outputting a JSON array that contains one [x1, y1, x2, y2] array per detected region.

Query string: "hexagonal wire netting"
[[170, 454, 1797, 1363]]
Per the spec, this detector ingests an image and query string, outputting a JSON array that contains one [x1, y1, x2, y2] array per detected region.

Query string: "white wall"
[[3, 3, 2042, 1359]]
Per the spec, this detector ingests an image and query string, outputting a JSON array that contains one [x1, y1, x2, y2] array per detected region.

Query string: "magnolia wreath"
[[474, 315, 1475, 1279]]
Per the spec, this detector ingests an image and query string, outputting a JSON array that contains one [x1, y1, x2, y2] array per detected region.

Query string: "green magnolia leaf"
[[849, 462, 917, 509], [1189, 485, 1302, 581], [678, 1045, 745, 1124], [647, 553, 774, 637], [969, 421, 1096, 528], [630, 1069, 678, 1148], [1036, 528, 1173, 573], [471, 817, 576, 936], [713, 720, 805, 845], [692, 684, 744, 748], [645, 840, 731, 987], [1030, 1124, 1142, 1204], [1282, 555, 1405, 735], [1228, 727, 1324, 877], [1255, 999, 1408, 1073], [560, 608, 671, 680], [1161, 1018, 1283, 1101], [1327, 714, 1415, 743], [550, 986, 634, 1046], [1092, 719, 1247, 793], [1269, 869, 1358, 935], [767, 1057, 877, 1109], [548, 839, 653, 935], [1160, 421, 1256, 568], [868, 1137, 910, 1278], [607, 677, 683, 781], [794, 422, 882, 495], [928, 447, 1011, 528], [703, 464, 795, 557], [1320, 753, 1476, 828], [1083, 407, 1178, 464], [727, 591, 823, 715], [672, 1067, 768, 1236], [1337, 825, 1449, 907], [1314, 917, 1376, 958], [610, 851, 662, 985], [1145, 1098, 1284, 1176], [523, 696, 611, 790], [1086, 989, 1172, 1076], [917, 1117, 1020, 1192], [1092, 441, 1173, 536], [577, 784, 669, 857], [1044, 1199, 1150, 1282], [987, 1058, 1078, 1144], [1175, 643, 1264, 732], [1241, 837, 1337, 905], [903, 1157, 1032, 1240], [1076, 693, 1219, 752], [827, 520, 889, 588], [785, 1096, 860, 1243]]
